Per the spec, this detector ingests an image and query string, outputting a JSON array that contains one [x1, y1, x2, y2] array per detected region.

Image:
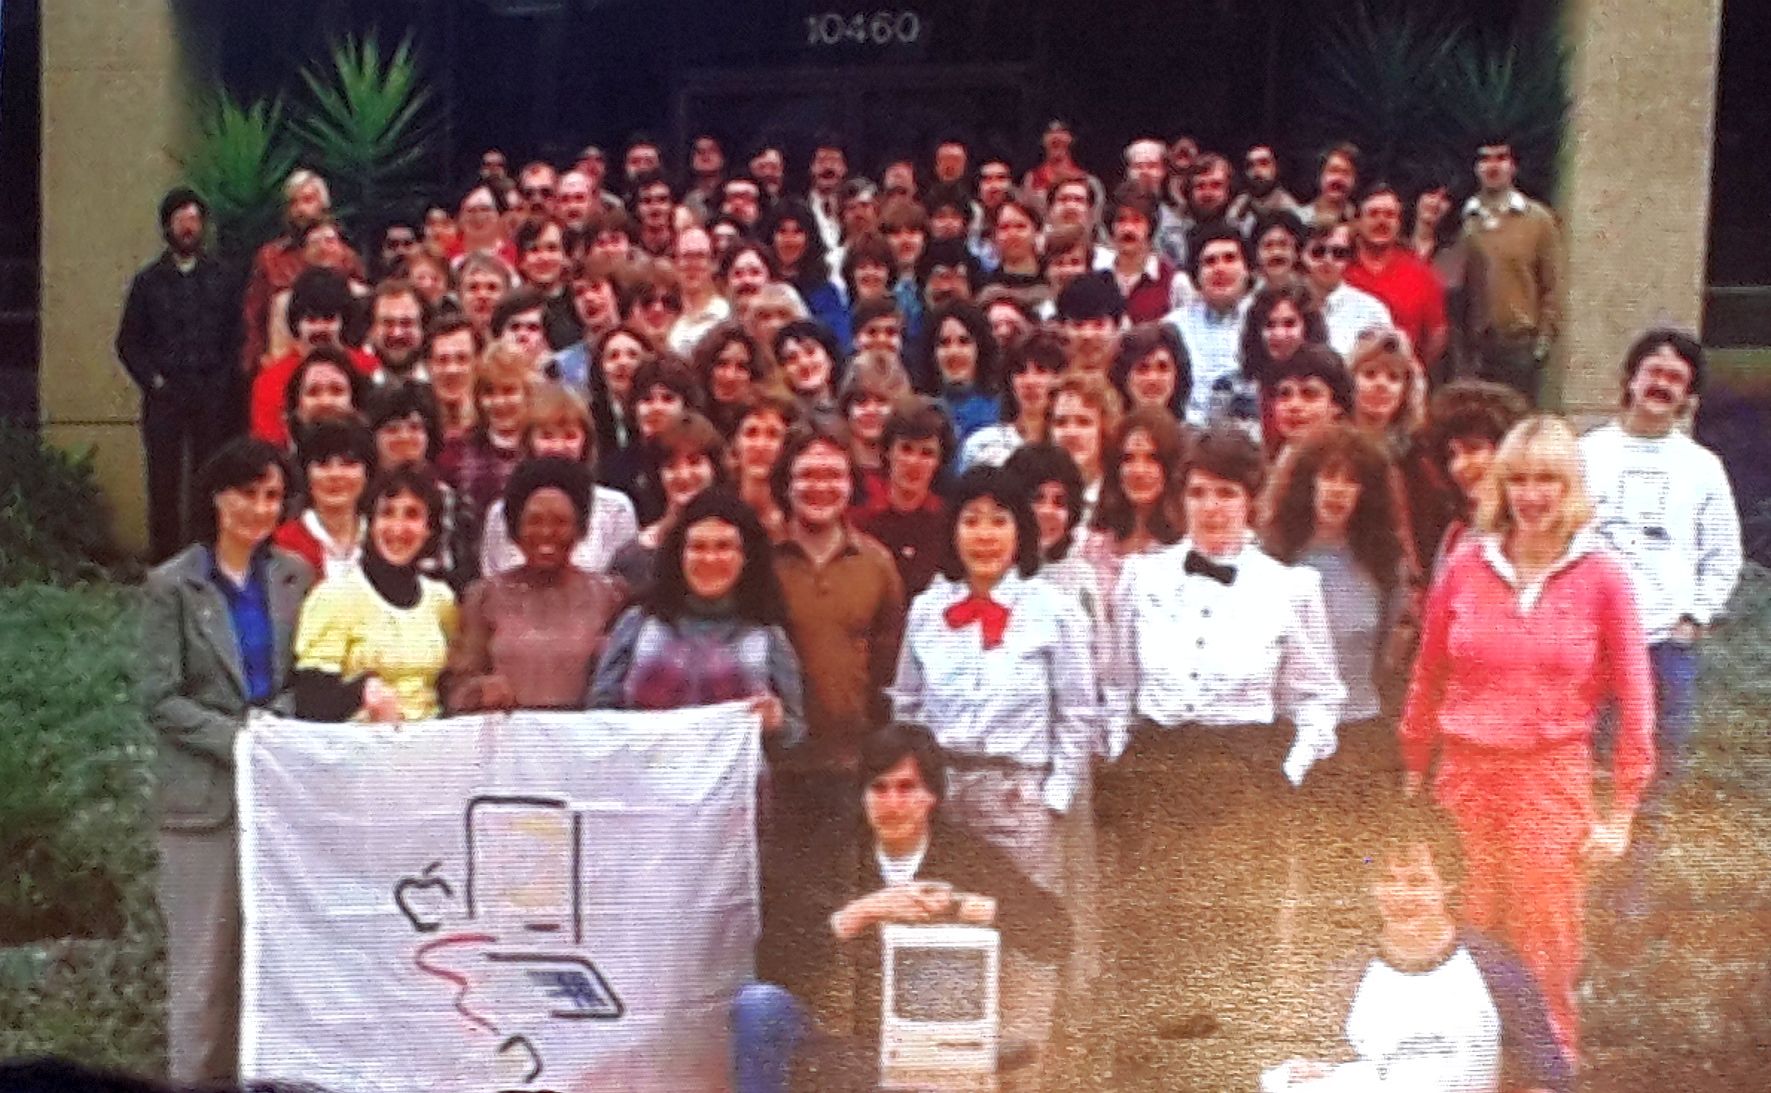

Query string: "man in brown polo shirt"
[[1461, 138, 1564, 401], [771, 421, 907, 832]]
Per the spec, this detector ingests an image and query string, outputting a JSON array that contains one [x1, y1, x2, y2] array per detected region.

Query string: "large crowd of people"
[[119, 121, 1744, 1091]]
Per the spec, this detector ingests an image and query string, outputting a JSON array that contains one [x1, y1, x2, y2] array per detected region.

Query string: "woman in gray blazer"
[[139, 437, 313, 1084]]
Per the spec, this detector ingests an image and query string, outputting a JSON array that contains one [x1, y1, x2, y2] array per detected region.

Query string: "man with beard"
[[1164, 223, 1254, 426], [1461, 138, 1565, 396], [1345, 182, 1448, 370], [1228, 142, 1299, 234], [750, 143, 788, 203], [1183, 154, 1236, 236], [1299, 142, 1360, 229], [240, 169, 364, 374], [683, 133, 728, 223], [1581, 331, 1741, 954], [116, 189, 239, 561], [807, 134, 851, 251], [366, 280, 429, 383]]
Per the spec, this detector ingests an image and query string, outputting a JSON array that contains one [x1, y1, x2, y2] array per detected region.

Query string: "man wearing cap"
[[117, 189, 240, 561]]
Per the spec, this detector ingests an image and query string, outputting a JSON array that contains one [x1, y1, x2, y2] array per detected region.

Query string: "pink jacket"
[[1400, 531, 1656, 811]]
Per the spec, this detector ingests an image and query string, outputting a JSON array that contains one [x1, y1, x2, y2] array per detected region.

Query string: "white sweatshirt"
[[1580, 422, 1742, 641]]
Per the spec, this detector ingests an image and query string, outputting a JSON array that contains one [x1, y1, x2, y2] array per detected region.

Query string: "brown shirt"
[[773, 526, 906, 771], [1461, 192, 1563, 341], [444, 567, 626, 711]]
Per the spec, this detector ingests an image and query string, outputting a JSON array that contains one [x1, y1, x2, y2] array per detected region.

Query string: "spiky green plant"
[[290, 32, 442, 230], [177, 94, 298, 261], [1432, 31, 1571, 198]]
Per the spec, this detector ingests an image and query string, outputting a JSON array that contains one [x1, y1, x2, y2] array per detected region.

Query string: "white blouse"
[[1107, 538, 1345, 779], [889, 572, 1100, 813]]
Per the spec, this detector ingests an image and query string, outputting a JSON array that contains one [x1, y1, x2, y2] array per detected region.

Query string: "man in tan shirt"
[[772, 421, 907, 830], [1461, 139, 1564, 402]]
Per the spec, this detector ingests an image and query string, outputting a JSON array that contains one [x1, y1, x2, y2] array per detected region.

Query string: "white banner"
[[237, 703, 761, 1093]]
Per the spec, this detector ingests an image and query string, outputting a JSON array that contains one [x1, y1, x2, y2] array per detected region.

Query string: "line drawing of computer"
[[879, 923, 1001, 1092]]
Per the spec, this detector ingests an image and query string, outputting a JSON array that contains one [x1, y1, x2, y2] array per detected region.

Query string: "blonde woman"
[[1399, 415, 1654, 1063], [1346, 326, 1427, 454]]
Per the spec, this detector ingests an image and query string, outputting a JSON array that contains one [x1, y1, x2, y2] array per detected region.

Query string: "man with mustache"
[[1461, 138, 1565, 400], [1579, 330, 1741, 957], [1299, 142, 1360, 229], [1105, 184, 1177, 324], [806, 133, 851, 252], [1228, 142, 1300, 235]]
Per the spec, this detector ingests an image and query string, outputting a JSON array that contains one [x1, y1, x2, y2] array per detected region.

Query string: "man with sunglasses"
[[515, 161, 559, 227], [1302, 222, 1393, 358], [1461, 139, 1565, 400], [1228, 142, 1299, 234]]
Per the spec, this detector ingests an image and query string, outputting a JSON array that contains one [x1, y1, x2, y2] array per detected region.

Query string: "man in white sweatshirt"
[[1580, 328, 1742, 926]]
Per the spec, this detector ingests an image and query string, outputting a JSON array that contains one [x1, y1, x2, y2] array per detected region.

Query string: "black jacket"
[[760, 815, 1072, 1039], [115, 251, 238, 391]]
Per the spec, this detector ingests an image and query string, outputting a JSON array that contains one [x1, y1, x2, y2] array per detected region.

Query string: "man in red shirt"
[[1345, 182, 1448, 370]]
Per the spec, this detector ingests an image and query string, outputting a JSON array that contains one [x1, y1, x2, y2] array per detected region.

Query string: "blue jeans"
[[1598, 640, 1701, 918], [732, 981, 807, 1093]]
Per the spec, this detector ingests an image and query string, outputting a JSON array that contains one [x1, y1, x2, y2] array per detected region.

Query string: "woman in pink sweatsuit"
[[1400, 415, 1655, 1065]]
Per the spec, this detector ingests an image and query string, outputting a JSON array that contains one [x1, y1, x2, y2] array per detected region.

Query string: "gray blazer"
[[139, 544, 313, 831]]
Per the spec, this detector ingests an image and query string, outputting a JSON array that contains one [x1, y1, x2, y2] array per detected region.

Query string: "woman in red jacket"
[[1399, 415, 1654, 1064]]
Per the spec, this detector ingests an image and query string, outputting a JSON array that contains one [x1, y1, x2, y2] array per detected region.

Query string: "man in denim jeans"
[[1581, 329, 1742, 934]]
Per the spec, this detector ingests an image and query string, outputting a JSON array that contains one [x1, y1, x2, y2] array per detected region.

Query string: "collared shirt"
[[667, 294, 733, 357], [1460, 189, 1563, 340], [1164, 295, 1251, 425], [1321, 283, 1396, 358], [889, 573, 1099, 813], [209, 547, 276, 705], [1107, 538, 1345, 762], [774, 526, 907, 770], [1094, 251, 1177, 324], [1344, 249, 1448, 359]]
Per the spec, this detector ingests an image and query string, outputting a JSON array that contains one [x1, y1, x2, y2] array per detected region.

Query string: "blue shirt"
[[210, 547, 276, 705]]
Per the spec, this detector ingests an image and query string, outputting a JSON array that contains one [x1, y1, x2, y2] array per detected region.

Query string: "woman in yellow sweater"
[[294, 464, 458, 721]]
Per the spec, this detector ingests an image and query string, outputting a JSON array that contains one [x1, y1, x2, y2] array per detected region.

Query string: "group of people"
[[124, 121, 1742, 1092]]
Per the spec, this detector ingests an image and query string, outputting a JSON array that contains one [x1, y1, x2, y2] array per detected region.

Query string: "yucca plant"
[[1300, 5, 1462, 186], [177, 94, 298, 261], [290, 32, 442, 231], [1431, 31, 1571, 199]]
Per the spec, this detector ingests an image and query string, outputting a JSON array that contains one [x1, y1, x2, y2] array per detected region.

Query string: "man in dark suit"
[[751, 723, 1071, 1091], [138, 438, 314, 1083], [116, 189, 240, 561]]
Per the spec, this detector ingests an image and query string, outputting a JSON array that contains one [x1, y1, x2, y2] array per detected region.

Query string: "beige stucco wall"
[[1557, 0, 1725, 419], [39, 1, 212, 556]]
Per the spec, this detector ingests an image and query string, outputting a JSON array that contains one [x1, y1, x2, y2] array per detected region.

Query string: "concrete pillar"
[[1557, 0, 1725, 419], [39, 1, 211, 555]]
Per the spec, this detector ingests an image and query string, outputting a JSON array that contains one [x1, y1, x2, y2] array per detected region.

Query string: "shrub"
[[0, 583, 153, 944], [0, 425, 117, 587]]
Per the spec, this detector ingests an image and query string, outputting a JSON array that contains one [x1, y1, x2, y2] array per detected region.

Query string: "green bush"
[[0, 583, 153, 944], [0, 425, 117, 587]]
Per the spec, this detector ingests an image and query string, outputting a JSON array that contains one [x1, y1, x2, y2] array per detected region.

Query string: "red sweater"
[[1400, 534, 1656, 811], [250, 346, 381, 449]]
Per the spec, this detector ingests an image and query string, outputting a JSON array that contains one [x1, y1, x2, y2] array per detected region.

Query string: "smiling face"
[[1626, 345, 1696, 425], [1304, 226, 1354, 292], [1353, 359, 1408, 427], [853, 258, 891, 302], [1257, 225, 1299, 284], [1196, 240, 1249, 310], [599, 333, 646, 403], [1118, 428, 1166, 510], [1371, 843, 1452, 934], [781, 336, 834, 398], [296, 363, 354, 425], [305, 453, 368, 516], [1502, 463, 1569, 537], [215, 467, 286, 551], [516, 487, 579, 571], [660, 449, 716, 510], [529, 421, 587, 462], [1050, 392, 1103, 478], [725, 251, 771, 301], [633, 383, 686, 439], [462, 271, 507, 327], [787, 439, 852, 529], [1313, 465, 1362, 538], [370, 488, 431, 567], [1446, 436, 1497, 501], [1261, 300, 1307, 363], [934, 317, 979, 387], [682, 516, 745, 600], [1272, 375, 1340, 442], [856, 316, 903, 357], [955, 494, 1018, 587], [518, 223, 567, 287], [480, 378, 528, 435], [709, 340, 754, 404], [376, 412, 430, 468], [771, 218, 809, 270], [847, 394, 891, 445], [887, 435, 942, 500], [1029, 480, 1072, 553]]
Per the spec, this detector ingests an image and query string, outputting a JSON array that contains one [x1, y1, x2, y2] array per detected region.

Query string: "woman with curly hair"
[[691, 321, 772, 435], [1261, 424, 1415, 770], [1109, 322, 1192, 422], [1239, 281, 1330, 387]]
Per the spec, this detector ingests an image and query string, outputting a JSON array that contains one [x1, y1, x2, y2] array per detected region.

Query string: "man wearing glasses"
[[1302, 221, 1394, 358], [1461, 138, 1565, 400], [1229, 143, 1299, 234], [516, 161, 559, 227]]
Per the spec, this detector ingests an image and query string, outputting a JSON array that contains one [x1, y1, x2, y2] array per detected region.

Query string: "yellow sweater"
[[294, 568, 458, 721]]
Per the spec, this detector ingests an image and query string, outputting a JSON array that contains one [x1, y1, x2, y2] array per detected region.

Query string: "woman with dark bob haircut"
[[887, 463, 1097, 1085], [142, 436, 314, 1083], [588, 488, 805, 746], [293, 463, 458, 723], [917, 300, 1003, 448], [444, 458, 627, 713], [1261, 424, 1415, 765]]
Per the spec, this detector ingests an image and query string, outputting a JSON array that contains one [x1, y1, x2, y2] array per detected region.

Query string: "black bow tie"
[[1184, 550, 1237, 586]]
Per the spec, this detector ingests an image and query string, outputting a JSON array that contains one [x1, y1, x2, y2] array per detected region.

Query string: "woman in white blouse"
[[888, 463, 1097, 1088], [1098, 426, 1345, 1075]]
